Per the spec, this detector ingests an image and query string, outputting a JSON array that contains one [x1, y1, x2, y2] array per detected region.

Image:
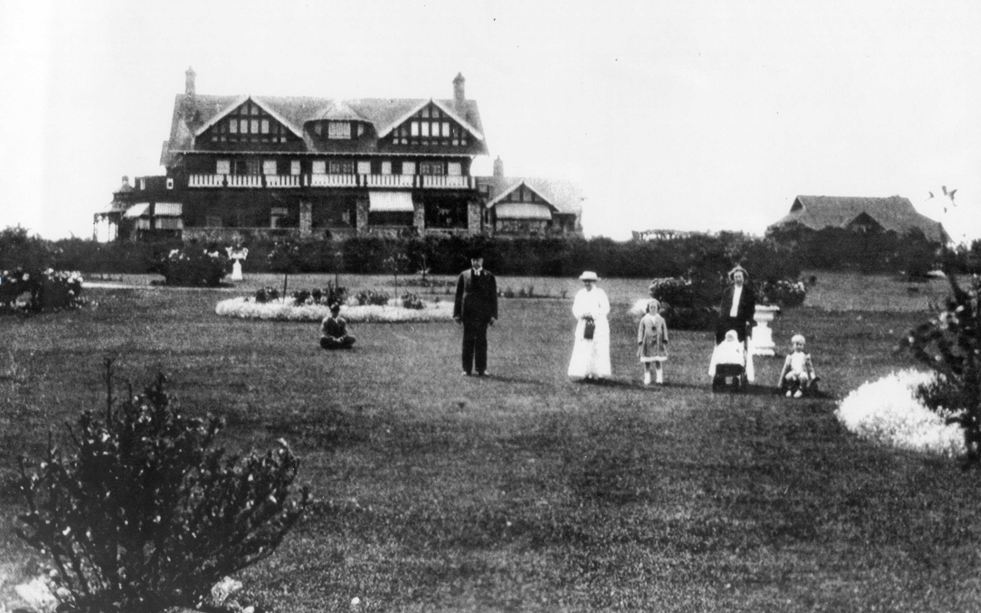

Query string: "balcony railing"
[[188, 174, 224, 187], [266, 175, 301, 188], [421, 175, 473, 189], [308, 174, 358, 187], [363, 174, 416, 188], [186, 173, 476, 190]]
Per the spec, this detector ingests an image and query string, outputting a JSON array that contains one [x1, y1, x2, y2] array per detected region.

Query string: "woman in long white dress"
[[568, 271, 612, 380]]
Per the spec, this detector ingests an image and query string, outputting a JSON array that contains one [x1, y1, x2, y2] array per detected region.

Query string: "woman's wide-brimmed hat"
[[579, 271, 599, 282], [329, 302, 342, 312], [727, 265, 750, 280]]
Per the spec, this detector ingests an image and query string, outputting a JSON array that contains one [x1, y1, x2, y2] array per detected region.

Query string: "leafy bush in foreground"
[[16, 364, 310, 612], [902, 274, 981, 464]]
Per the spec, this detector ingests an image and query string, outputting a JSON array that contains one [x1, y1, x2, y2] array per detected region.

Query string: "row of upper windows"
[[204, 100, 473, 146], [214, 159, 463, 176], [207, 119, 470, 146]]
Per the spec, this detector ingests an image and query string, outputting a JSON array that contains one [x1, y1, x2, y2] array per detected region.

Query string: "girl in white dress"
[[568, 271, 612, 380]]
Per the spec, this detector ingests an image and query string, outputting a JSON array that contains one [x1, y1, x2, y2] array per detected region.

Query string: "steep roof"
[[769, 195, 948, 242], [165, 92, 486, 155], [476, 176, 584, 215]]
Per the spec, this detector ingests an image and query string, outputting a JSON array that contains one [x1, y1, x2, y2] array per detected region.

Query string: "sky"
[[1, 0, 979, 243]]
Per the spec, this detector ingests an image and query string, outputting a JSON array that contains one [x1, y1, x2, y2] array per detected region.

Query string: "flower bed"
[[1, 268, 84, 313], [835, 369, 964, 457], [216, 296, 453, 322]]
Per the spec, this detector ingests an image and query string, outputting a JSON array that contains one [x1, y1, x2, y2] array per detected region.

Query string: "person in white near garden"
[[226, 245, 248, 281], [568, 271, 611, 381]]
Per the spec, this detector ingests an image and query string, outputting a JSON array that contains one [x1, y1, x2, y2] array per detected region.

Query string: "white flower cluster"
[[215, 297, 454, 323], [835, 369, 964, 457], [166, 248, 224, 261]]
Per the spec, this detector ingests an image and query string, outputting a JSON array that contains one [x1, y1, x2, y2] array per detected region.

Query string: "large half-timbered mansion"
[[96, 69, 582, 241]]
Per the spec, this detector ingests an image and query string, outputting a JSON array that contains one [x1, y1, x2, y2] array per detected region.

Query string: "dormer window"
[[328, 122, 351, 139]]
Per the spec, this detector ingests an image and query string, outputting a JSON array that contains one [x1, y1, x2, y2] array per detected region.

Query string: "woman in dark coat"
[[716, 265, 756, 345]]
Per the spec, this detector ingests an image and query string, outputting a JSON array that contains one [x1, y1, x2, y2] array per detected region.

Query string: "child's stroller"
[[709, 329, 754, 392]]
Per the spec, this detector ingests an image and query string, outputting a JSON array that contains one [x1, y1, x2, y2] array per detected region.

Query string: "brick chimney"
[[121, 176, 130, 189], [493, 156, 504, 180], [453, 73, 466, 112], [185, 66, 196, 96]]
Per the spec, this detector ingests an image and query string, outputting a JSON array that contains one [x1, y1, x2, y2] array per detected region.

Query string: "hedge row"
[[4, 224, 978, 279]]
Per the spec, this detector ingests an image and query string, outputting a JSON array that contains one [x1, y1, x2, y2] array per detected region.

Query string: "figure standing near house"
[[637, 299, 669, 385], [453, 250, 498, 376], [568, 271, 611, 381], [320, 303, 356, 350], [227, 244, 248, 281], [717, 264, 756, 382], [778, 334, 818, 398]]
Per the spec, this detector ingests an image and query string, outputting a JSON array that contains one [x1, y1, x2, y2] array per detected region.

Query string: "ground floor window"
[[496, 219, 550, 234], [312, 197, 357, 227], [424, 200, 468, 228], [368, 211, 413, 226]]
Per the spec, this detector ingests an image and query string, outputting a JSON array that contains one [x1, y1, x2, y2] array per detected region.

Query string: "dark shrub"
[[156, 247, 230, 287], [313, 282, 347, 306], [0, 226, 55, 271], [254, 286, 280, 303], [356, 290, 390, 306], [401, 293, 424, 309], [648, 277, 717, 330], [16, 366, 310, 612]]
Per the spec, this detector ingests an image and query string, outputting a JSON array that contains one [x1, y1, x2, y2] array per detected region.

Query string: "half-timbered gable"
[[477, 160, 584, 237], [195, 98, 305, 151], [380, 100, 479, 149]]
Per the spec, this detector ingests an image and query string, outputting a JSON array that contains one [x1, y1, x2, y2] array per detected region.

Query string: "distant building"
[[631, 229, 701, 241], [97, 69, 488, 241], [767, 195, 948, 243], [476, 157, 583, 236], [98, 69, 586, 242]]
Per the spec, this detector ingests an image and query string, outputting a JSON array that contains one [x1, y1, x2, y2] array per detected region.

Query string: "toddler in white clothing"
[[778, 334, 817, 398]]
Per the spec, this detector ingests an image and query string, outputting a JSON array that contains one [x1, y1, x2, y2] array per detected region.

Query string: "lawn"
[[1, 272, 978, 611]]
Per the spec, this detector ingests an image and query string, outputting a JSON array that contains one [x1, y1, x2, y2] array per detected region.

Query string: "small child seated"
[[320, 303, 356, 350], [778, 334, 816, 398], [709, 329, 746, 388]]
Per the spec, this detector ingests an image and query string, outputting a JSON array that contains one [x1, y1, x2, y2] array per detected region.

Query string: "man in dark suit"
[[716, 265, 756, 344], [453, 251, 498, 376]]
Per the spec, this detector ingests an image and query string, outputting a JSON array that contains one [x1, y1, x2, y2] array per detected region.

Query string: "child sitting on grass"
[[637, 299, 668, 385], [320, 303, 356, 350], [778, 333, 817, 398]]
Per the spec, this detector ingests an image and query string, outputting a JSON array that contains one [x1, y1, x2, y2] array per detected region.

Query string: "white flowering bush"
[[215, 296, 453, 322], [758, 278, 807, 308], [156, 247, 230, 287], [0, 268, 84, 314], [835, 369, 965, 457]]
